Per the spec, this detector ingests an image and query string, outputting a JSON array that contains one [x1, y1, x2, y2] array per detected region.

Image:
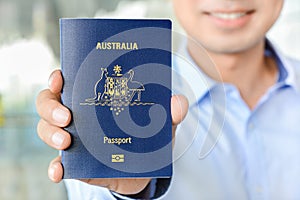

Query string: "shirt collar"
[[173, 39, 300, 106], [265, 39, 300, 92]]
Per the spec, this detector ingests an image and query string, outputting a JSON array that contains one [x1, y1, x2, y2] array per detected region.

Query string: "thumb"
[[48, 69, 64, 94], [171, 95, 189, 126]]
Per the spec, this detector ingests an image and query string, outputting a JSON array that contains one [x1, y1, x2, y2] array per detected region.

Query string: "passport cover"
[[60, 18, 172, 178]]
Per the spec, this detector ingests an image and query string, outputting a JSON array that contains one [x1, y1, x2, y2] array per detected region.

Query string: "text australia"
[[96, 42, 139, 50]]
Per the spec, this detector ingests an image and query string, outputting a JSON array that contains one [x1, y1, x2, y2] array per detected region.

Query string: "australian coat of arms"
[[81, 65, 153, 115]]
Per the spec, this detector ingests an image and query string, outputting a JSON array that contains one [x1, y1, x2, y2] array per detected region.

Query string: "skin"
[[36, 0, 283, 195]]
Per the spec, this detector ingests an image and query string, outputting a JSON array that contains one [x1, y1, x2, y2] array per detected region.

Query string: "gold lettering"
[[103, 136, 132, 145], [107, 42, 111, 50], [96, 42, 139, 50], [121, 43, 126, 50], [133, 43, 138, 50], [116, 42, 121, 49], [96, 42, 101, 50]]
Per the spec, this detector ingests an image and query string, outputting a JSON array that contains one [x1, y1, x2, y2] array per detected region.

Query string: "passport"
[[60, 18, 172, 178]]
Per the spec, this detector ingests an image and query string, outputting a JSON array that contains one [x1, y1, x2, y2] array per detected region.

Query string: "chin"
[[199, 42, 241, 54], [199, 35, 263, 55]]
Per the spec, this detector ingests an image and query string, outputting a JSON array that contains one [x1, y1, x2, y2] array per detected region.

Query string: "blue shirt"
[[64, 40, 300, 200]]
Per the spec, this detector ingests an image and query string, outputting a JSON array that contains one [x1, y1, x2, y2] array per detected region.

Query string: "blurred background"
[[0, 0, 299, 200]]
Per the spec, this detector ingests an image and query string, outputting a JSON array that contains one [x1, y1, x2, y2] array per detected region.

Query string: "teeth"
[[211, 12, 246, 20]]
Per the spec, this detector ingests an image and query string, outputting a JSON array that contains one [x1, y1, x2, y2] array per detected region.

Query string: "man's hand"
[[36, 69, 188, 195]]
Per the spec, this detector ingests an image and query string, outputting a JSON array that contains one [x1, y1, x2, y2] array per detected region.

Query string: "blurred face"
[[173, 0, 284, 54]]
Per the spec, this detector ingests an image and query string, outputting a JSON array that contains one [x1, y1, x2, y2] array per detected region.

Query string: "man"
[[36, 0, 300, 199]]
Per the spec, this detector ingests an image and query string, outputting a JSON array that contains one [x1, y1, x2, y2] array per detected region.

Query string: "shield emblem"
[[111, 77, 128, 100]]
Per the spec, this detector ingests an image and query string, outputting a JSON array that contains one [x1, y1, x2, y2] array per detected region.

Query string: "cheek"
[[173, 0, 199, 30], [256, 0, 283, 31]]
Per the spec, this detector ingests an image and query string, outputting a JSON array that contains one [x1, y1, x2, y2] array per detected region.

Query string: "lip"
[[203, 10, 255, 29]]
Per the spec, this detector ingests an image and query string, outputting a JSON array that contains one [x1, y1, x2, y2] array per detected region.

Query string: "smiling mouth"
[[205, 10, 254, 20]]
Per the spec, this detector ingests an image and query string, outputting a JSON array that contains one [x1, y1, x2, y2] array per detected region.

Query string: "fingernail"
[[52, 108, 69, 124], [48, 73, 54, 88], [48, 164, 56, 181], [52, 132, 65, 147]]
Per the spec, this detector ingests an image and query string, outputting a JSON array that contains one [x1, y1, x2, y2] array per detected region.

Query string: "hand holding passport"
[[36, 70, 187, 194]]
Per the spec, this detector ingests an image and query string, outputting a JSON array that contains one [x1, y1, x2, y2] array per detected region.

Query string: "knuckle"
[[37, 119, 51, 143]]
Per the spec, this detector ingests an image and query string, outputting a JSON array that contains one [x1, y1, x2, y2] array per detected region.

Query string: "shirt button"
[[248, 122, 255, 130], [255, 186, 263, 194]]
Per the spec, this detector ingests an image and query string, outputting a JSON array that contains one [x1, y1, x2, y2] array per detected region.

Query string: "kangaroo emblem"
[[85, 68, 108, 103]]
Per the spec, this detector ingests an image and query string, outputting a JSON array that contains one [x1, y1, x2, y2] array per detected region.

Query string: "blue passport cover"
[[60, 18, 172, 178]]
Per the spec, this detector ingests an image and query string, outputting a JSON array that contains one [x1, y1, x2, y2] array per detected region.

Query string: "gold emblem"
[[81, 65, 154, 115], [111, 154, 125, 163]]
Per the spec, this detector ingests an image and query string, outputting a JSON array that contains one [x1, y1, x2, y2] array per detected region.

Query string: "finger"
[[48, 69, 63, 94], [171, 94, 189, 125], [48, 156, 64, 183], [36, 89, 71, 127], [37, 119, 71, 150], [80, 178, 151, 195]]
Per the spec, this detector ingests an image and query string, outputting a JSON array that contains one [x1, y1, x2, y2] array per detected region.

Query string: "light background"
[[0, 0, 299, 199]]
